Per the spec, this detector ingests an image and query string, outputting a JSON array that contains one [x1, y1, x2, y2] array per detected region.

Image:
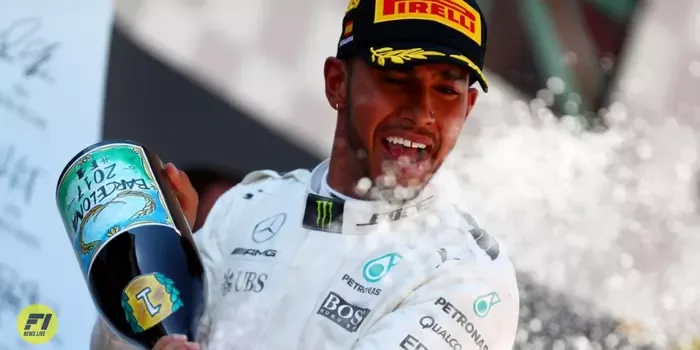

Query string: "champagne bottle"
[[55, 140, 205, 348]]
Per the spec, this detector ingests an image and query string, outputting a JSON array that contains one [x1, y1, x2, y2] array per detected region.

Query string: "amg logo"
[[231, 247, 277, 257], [317, 292, 370, 332], [342, 274, 382, 296]]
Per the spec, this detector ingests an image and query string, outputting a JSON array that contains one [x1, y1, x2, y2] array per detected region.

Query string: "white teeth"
[[385, 137, 427, 149]]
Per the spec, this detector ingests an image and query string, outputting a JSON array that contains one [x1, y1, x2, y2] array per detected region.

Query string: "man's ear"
[[324, 57, 348, 110], [465, 87, 479, 118]]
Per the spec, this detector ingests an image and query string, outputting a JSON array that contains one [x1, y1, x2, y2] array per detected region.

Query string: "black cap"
[[336, 0, 488, 92]]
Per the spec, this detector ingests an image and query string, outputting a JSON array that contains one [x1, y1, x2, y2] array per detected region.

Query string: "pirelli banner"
[[374, 0, 482, 45]]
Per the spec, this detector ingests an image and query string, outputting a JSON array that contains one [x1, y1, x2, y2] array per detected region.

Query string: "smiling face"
[[325, 57, 479, 195]]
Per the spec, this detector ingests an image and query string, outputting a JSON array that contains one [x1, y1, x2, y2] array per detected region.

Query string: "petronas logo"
[[316, 200, 333, 229], [473, 291, 500, 318]]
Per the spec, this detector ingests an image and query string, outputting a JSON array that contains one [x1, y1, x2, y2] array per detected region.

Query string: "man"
[[182, 167, 241, 231], [92, 0, 519, 348]]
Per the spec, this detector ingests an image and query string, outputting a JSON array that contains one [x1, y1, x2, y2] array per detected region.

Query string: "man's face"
[[337, 59, 478, 191]]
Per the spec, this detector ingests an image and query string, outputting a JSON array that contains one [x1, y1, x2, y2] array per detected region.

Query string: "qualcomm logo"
[[252, 213, 286, 243]]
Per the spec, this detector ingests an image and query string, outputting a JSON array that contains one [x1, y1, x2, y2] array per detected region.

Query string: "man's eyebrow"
[[438, 69, 468, 81], [382, 67, 468, 81], [385, 66, 413, 74]]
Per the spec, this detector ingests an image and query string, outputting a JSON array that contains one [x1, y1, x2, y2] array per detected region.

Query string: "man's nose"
[[404, 91, 435, 127]]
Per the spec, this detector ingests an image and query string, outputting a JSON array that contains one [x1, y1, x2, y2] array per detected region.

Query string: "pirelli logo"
[[374, 0, 481, 45]]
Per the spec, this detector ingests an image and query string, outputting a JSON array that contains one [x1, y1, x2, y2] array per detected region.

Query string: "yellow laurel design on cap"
[[370, 47, 445, 66], [449, 54, 488, 88], [369, 47, 488, 89], [346, 0, 360, 13]]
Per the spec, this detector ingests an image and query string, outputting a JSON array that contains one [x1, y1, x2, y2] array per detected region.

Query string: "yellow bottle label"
[[121, 272, 183, 333]]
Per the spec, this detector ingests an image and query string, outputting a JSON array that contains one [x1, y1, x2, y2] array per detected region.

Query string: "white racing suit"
[[91, 160, 519, 349]]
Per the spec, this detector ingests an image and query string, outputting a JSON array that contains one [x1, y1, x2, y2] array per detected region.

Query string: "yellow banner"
[[374, 0, 481, 46]]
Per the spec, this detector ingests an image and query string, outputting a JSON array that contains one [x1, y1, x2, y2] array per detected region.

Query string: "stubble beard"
[[342, 65, 429, 203], [345, 105, 424, 203], [343, 66, 375, 198]]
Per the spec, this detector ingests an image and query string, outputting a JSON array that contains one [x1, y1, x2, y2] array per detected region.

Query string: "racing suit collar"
[[304, 159, 443, 234], [320, 169, 353, 201]]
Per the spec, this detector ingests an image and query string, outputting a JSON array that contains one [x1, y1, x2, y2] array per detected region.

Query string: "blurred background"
[[2, 0, 700, 348]]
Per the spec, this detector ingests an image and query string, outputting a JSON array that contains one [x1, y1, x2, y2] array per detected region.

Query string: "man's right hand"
[[156, 167, 201, 350], [163, 163, 199, 229], [152, 335, 200, 350]]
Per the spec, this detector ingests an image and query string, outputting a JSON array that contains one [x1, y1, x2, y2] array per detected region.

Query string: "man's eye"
[[383, 77, 409, 85], [436, 86, 458, 95]]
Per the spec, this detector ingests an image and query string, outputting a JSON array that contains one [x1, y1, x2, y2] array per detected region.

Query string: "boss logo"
[[317, 292, 370, 332]]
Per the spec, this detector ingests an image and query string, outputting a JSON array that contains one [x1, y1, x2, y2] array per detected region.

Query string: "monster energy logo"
[[316, 200, 333, 228]]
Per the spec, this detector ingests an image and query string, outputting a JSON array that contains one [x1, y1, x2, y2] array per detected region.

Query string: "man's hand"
[[163, 163, 199, 229], [152, 335, 200, 350]]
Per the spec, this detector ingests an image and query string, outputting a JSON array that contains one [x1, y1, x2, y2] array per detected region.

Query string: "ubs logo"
[[222, 270, 268, 296]]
